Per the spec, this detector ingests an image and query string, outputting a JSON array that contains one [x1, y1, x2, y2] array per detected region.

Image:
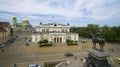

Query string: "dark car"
[[25, 42, 29, 46], [64, 52, 74, 57]]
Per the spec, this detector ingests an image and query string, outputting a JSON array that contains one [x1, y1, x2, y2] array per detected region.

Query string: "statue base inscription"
[[86, 49, 111, 67]]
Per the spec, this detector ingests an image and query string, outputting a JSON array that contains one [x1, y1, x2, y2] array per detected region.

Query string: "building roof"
[[40, 22, 70, 26], [13, 16, 16, 19], [0, 22, 10, 27], [23, 18, 29, 22]]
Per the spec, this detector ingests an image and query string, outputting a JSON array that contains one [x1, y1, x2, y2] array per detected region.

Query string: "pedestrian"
[[2, 48, 4, 53], [111, 49, 114, 52], [75, 56, 76, 60], [108, 48, 110, 51], [85, 45, 87, 48], [82, 45, 84, 49]]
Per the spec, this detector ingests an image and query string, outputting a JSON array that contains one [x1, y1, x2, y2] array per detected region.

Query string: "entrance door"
[[60, 37, 62, 43], [54, 38, 56, 43], [57, 37, 59, 43]]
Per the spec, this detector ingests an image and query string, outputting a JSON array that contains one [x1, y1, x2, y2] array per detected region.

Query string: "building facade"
[[32, 23, 79, 45], [0, 22, 10, 45]]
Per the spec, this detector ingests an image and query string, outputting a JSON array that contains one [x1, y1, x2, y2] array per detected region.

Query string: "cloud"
[[0, 0, 120, 26]]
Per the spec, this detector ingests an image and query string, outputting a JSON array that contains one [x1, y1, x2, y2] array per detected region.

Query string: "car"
[[28, 64, 41, 67], [0, 44, 5, 48], [114, 58, 120, 64], [64, 52, 74, 57], [13, 64, 17, 67], [26, 42, 29, 46]]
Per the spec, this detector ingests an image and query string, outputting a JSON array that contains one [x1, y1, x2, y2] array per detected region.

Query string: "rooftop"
[[0, 22, 10, 26]]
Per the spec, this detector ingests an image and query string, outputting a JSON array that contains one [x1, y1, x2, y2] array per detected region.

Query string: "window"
[[42, 29, 45, 32]]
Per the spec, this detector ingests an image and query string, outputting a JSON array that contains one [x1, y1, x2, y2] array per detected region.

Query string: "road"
[[0, 32, 120, 67]]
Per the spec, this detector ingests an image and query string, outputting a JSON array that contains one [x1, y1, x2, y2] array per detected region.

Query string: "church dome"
[[23, 18, 29, 22], [13, 16, 16, 19]]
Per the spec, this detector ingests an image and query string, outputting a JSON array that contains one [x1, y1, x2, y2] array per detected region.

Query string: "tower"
[[12, 16, 17, 28]]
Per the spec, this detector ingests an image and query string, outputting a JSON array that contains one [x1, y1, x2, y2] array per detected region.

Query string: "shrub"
[[66, 40, 78, 46], [39, 43, 52, 47], [67, 42, 78, 46]]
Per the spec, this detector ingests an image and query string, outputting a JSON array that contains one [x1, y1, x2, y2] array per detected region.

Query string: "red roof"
[[0, 22, 10, 27]]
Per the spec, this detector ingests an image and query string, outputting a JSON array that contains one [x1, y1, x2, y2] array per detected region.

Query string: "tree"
[[87, 24, 100, 35]]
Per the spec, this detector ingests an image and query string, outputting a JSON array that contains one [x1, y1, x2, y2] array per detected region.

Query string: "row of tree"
[[70, 24, 120, 43]]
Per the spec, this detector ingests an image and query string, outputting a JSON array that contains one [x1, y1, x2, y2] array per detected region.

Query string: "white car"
[[0, 44, 5, 48], [28, 64, 41, 67]]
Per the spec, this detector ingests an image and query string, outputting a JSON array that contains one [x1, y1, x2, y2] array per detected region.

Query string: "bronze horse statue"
[[92, 33, 105, 52]]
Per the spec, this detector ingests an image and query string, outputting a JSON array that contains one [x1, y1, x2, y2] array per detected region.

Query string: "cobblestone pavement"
[[0, 33, 120, 67]]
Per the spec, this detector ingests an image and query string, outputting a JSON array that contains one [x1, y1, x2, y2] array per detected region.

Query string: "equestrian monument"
[[86, 32, 111, 67]]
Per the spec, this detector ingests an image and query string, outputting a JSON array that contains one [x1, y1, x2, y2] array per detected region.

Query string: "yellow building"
[[0, 22, 11, 45]]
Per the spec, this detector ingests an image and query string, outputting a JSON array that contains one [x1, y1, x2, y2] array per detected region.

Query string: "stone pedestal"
[[86, 49, 111, 67]]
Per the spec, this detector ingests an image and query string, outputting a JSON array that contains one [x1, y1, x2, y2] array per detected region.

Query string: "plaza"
[[0, 32, 120, 67]]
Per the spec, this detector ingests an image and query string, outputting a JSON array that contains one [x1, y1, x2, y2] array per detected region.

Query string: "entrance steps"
[[53, 43, 67, 46]]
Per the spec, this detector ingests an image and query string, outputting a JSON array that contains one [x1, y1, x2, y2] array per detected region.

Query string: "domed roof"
[[23, 18, 29, 22], [13, 16, 16, 19]]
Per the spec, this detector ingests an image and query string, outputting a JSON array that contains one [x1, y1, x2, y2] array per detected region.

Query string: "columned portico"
[[32, 23, 79, 46], [54, 37, 62, 43]]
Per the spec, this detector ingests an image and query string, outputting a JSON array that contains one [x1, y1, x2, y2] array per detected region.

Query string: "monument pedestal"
[[86, 49, 111, 67]]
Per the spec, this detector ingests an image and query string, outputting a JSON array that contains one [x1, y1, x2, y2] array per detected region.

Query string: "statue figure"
[[92, 33, 105, 52]]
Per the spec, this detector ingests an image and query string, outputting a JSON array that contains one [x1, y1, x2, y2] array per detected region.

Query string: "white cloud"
[[0, 0, 120, 21]]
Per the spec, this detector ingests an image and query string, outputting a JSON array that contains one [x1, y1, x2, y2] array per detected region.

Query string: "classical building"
[[11, 16, 32, 32], [0, 22, 11, 45], [32, 23, 79, 45]]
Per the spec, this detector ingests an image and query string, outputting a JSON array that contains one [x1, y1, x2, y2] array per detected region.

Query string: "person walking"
[[2, 48, 4, 53], [75, 56, 76, 60]]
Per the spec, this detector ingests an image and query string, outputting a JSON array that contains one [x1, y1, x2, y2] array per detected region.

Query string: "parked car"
[[26, 42, 29, 46], [114, 58, 120, 64], [0, 43, 5, 48], [64, 52, 74, 57], [13, 64, 17, 67], [28, 64, 41, 67]]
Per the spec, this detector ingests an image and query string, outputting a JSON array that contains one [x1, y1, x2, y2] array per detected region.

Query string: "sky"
[[0, 0, 120, 27]]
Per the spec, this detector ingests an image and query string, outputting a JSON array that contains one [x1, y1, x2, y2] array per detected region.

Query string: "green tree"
[[86, 24, 100, 38]]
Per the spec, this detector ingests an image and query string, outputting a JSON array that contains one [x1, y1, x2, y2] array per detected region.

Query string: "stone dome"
[[23, 18, 29, 22], [13, 16, 16, 19]]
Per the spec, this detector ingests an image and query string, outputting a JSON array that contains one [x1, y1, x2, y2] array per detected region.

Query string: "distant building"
[[0, 22, 10, 45], [32, 22, 79, 45], [11, 16, 32, 32]]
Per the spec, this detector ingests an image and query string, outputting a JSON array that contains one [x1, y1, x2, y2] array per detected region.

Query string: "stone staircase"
[[52, 43, 67, 46]]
